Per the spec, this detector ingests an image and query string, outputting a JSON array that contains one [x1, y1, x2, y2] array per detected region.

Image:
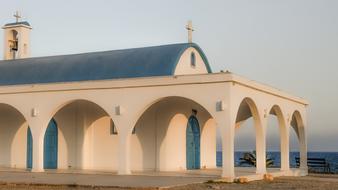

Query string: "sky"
[[0, 0, 337, 152]]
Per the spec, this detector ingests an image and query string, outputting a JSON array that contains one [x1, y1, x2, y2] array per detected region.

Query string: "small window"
[[191, 52, 196, 67], [110, 120, 118, 135], [132, 127, 136, 134]]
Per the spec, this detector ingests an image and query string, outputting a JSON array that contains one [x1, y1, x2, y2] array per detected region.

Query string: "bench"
[[295, 157, 331, 173]]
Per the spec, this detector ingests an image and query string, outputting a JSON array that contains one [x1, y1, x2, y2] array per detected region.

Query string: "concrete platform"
[[0, 167, 305, 188]]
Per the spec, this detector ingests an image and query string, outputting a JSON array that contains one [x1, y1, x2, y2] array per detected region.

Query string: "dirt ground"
[[0, 174, 337, 190], [171, 174, 338, 190]]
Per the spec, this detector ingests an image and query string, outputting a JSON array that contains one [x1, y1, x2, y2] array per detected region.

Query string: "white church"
[[0, 14, 308, 182]]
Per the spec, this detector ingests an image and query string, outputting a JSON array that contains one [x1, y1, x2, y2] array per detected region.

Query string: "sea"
[[216, 151, 338, 173]]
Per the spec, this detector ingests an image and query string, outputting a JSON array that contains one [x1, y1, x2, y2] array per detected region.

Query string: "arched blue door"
[[186, 116, 200, 169], [44, 119, 58, 169], [26, 127, 33, 169]]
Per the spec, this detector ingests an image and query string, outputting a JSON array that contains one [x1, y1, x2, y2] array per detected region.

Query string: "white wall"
[[131, 97, 216, 171], [90, 116, 119, 170], [174, 47, 209, 75], [53, 101, 119, 170], [0, 72, 307, 175], [0, 99, 216, 172], [0, 105, 28, 168], [45, 98, 217, 172], [3, 26, 31, 60], [201, 118, 217, 169]]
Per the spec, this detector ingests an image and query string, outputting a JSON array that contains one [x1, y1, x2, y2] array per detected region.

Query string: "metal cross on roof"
[[13, 11, 21, 23], [186, 20, 194, 43]]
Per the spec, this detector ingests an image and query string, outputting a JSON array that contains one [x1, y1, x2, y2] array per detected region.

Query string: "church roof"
[[0, 43, 212, 86], [4, 21, 31, 27]]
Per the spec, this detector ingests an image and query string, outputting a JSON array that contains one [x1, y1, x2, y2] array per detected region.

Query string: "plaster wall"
[[90, 116, 119, 170], [53, 101, 119, 170], [174, 47, 208, 75], [0, 73, 308, 177], [50, 97, 217, 172], [0, 105, 28, 168], [201, 118, 217, 168], [230, 83, 307, 174], [131, 97, 216, 171], [3, 26, 31, 60]]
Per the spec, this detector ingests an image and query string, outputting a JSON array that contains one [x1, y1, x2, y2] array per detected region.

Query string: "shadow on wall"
[[52, 100, 113, 170], [132, 97, 215, 171], [0, 104, 28, 168]]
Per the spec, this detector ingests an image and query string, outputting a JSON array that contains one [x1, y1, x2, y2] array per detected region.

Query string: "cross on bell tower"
[[13, 11, 21, 23], [186, 20, 194, 43]]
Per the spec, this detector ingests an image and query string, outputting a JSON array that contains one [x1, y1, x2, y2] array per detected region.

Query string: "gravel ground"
[[0, 174, 337, 190], [170, 174, 338, 190]]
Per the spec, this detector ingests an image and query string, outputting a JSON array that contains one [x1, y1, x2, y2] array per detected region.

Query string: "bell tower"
[[2, 11, 32, 60]]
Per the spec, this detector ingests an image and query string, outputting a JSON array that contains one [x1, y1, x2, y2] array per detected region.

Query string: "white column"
[[29, 121, 45, 172], [118, 130, 131, 175], [280, 123, 290, 171], [299, 126, 308, 172], [31, 134, 44, 172], [219, 114, 236, 181], [256, 116, 266, 174]]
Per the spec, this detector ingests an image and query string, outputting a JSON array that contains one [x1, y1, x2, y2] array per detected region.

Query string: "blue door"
[[26, 127, 33, 169], [186, 116, 200, 169], [44, 119, 58, 169]]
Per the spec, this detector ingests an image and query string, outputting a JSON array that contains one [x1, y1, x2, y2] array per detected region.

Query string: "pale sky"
[[1, 0, 337, 152]]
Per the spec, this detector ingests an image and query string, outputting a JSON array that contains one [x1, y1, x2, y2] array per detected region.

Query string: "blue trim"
[[186, 115, 201, 170], [4, 21, 31, 27], [26, 127, 33, 169], [43, 119, 58, 169]]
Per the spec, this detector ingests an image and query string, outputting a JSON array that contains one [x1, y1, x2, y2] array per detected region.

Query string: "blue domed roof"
[[0, 43, 212, 86]]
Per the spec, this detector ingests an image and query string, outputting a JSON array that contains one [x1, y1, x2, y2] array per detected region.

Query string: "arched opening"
[[44, 119, 58, 169], [44, 100, 118, 171], [266, 105, 286, 172], [9, 30, 19, 59], [290, 111, 306, 169], [130, 96, 216, 172], [26, 127, 33, 169], [186, 115, 200, 169], [0, 103, 29, 169], [234, 98, 262, 174], [289, 122, 300, 168]]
